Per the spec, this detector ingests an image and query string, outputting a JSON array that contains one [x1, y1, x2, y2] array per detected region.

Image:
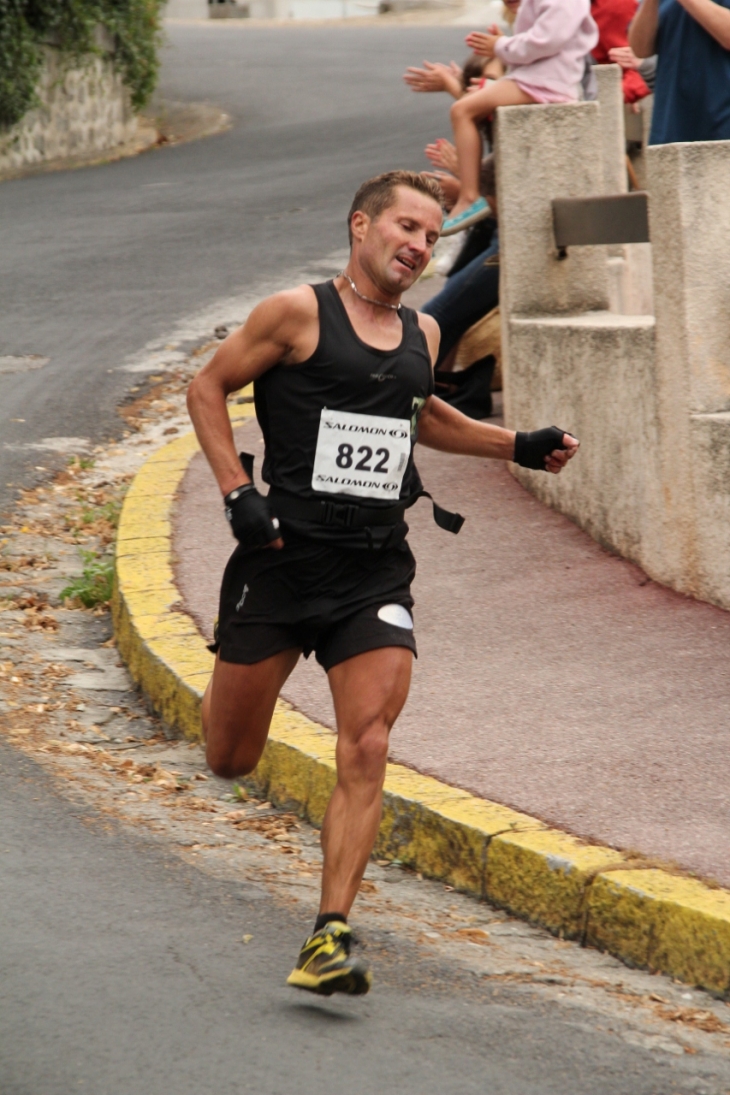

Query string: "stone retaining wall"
[[0, 45, 137, 175], [497, 66, 730, 612]]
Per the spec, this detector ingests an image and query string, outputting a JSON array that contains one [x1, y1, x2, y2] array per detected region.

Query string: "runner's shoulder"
[[251, 284, 318, 332], [415, 311, 439, 337], [415, 311, 440, 363]]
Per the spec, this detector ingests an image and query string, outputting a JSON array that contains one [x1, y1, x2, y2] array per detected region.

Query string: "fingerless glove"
[[514, 426, 570, 471], [224, 484, 280, 549]]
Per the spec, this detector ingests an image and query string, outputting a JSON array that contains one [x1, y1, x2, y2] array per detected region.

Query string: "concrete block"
[[594, 64, 626, 195], [648, 140, 730, 416], [505, 312, 658, 565], [632, 140, 730, 603], [688, 412, 730, 607], [495, 102, 610, 318]]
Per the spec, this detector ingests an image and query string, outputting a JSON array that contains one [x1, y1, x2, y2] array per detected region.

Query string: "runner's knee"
[[205, 733, 263, 780], [451, 97, 470, 122], [339, 718, 390, 782]]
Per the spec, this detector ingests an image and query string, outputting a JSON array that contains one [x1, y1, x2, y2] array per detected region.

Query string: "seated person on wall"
[[421, 152, 500, 420]]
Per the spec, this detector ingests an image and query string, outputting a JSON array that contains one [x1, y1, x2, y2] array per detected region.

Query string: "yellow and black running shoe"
[[286, 921, 372, 996]]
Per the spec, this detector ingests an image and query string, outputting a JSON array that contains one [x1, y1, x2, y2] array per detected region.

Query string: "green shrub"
[[0, 0, 164, 129]]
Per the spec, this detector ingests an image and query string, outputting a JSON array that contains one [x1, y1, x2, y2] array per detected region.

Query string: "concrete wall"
[[497, 89, 730, 611], [0, 46, 136, 174], [645, 140, 730, 606], [165, 0, 209, 16]]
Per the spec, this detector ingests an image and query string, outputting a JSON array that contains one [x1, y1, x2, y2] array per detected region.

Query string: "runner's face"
[[365, 188, 442, 291]]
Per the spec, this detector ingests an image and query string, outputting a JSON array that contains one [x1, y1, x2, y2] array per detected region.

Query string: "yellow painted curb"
[[112, 405, 730, 998]]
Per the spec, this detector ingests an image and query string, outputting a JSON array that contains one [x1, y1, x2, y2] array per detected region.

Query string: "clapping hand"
[[465, 26, 503, 59], [404, 60, 462, 96], [423, 170, 460, 209], [424, 137, 459, 176], [608, 45, 644, 71]]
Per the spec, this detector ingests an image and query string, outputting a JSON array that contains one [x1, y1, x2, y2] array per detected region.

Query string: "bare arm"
[[629, 0, 660, 58], [415, 312, 511, 459], [676, 0, 730, 48], [403, 61, 464, 98], [186, 287, 316, 497], [417, 396, 579, 472], [418, 394, 515, 458]]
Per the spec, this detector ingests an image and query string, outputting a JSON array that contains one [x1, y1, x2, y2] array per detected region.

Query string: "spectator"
[[420, 155, 500, 417], [591, 0, 651, 102], [425, 142, 498, 271], [629, 0, 730, 143], [441, 0, 599, 235]]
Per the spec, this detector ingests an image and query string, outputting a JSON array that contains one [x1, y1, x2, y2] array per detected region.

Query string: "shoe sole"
[[440, 206, 491, 237], [286, 966, 372, 996]]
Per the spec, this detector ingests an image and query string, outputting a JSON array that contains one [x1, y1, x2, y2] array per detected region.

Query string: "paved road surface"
[[0, 20, 465, 515], [3, 741, 721, 1095]]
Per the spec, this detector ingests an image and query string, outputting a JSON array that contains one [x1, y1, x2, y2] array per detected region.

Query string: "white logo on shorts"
[[236, 583, 250, 612], [377, 604, 413, 629]]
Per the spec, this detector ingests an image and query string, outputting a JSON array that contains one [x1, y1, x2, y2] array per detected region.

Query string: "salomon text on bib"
[[312, 408, 411, 501]]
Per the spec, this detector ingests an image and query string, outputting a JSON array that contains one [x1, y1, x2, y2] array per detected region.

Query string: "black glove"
[[514, 426, 574, 471], [224, 484, 281, 549]]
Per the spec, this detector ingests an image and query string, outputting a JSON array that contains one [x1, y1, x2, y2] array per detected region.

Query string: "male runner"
[[186, 170, 578, 997]]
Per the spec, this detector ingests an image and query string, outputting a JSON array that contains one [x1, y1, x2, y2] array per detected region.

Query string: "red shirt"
[[591, 0, 650, 102]]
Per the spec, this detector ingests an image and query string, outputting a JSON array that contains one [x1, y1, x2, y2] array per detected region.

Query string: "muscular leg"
[[202, 648, 301, 779], [449, 79, 536, 216], [319, 646, 413, 917]]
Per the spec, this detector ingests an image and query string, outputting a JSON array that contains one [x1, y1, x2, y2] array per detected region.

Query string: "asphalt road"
[[1, 741, 713, 1095], [0, 21, 467, 516]]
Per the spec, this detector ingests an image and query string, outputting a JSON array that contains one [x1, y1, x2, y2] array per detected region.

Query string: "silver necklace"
[[339, 271, 401, 311]]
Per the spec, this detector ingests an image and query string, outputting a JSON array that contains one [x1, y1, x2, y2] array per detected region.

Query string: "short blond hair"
[[347, 171, 443, 244]]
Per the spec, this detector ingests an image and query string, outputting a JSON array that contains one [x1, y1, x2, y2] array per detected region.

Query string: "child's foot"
[[441, 197, 490, 236]]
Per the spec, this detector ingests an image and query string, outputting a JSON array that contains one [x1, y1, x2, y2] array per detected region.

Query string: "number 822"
[[336, 443, 389, 473]]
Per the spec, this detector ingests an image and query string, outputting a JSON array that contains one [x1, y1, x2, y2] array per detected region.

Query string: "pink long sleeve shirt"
[[494, 0, 598, 100]]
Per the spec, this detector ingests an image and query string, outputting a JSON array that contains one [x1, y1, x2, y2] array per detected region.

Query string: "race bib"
[[311, 408, 411, 501]]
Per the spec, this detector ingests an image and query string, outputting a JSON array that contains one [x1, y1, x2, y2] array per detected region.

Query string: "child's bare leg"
[[449, 79, 536, 217]]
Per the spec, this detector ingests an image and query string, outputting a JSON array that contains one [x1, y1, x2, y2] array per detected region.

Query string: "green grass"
[[68, 456, 95, 471], [60, 550, 114, 608], [79, 500, 121, 527]]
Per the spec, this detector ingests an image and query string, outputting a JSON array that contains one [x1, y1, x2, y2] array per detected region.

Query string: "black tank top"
[[253, 280, 434, 544]]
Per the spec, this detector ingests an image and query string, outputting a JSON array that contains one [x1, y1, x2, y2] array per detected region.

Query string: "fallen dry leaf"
[[655, 1006, 729, 1034], [454, 927, 491, 945]]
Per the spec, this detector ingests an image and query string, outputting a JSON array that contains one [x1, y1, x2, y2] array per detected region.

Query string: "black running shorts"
[[211, 532, 417, 672]]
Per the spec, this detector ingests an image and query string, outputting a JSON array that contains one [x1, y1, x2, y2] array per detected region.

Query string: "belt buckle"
[[322, 500, 357, 528]]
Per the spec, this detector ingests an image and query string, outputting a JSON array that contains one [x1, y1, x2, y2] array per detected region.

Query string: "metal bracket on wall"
[[552, 192, 650, 259]]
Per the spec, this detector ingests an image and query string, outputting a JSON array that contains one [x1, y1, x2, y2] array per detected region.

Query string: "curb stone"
[[112, 403, 730, 998]]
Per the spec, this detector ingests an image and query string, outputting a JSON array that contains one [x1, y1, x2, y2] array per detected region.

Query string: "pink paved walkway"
[[174, 414, 730, 887]]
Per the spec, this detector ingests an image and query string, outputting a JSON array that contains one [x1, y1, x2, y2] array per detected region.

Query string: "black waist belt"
[[267, 485, 464, 535]]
